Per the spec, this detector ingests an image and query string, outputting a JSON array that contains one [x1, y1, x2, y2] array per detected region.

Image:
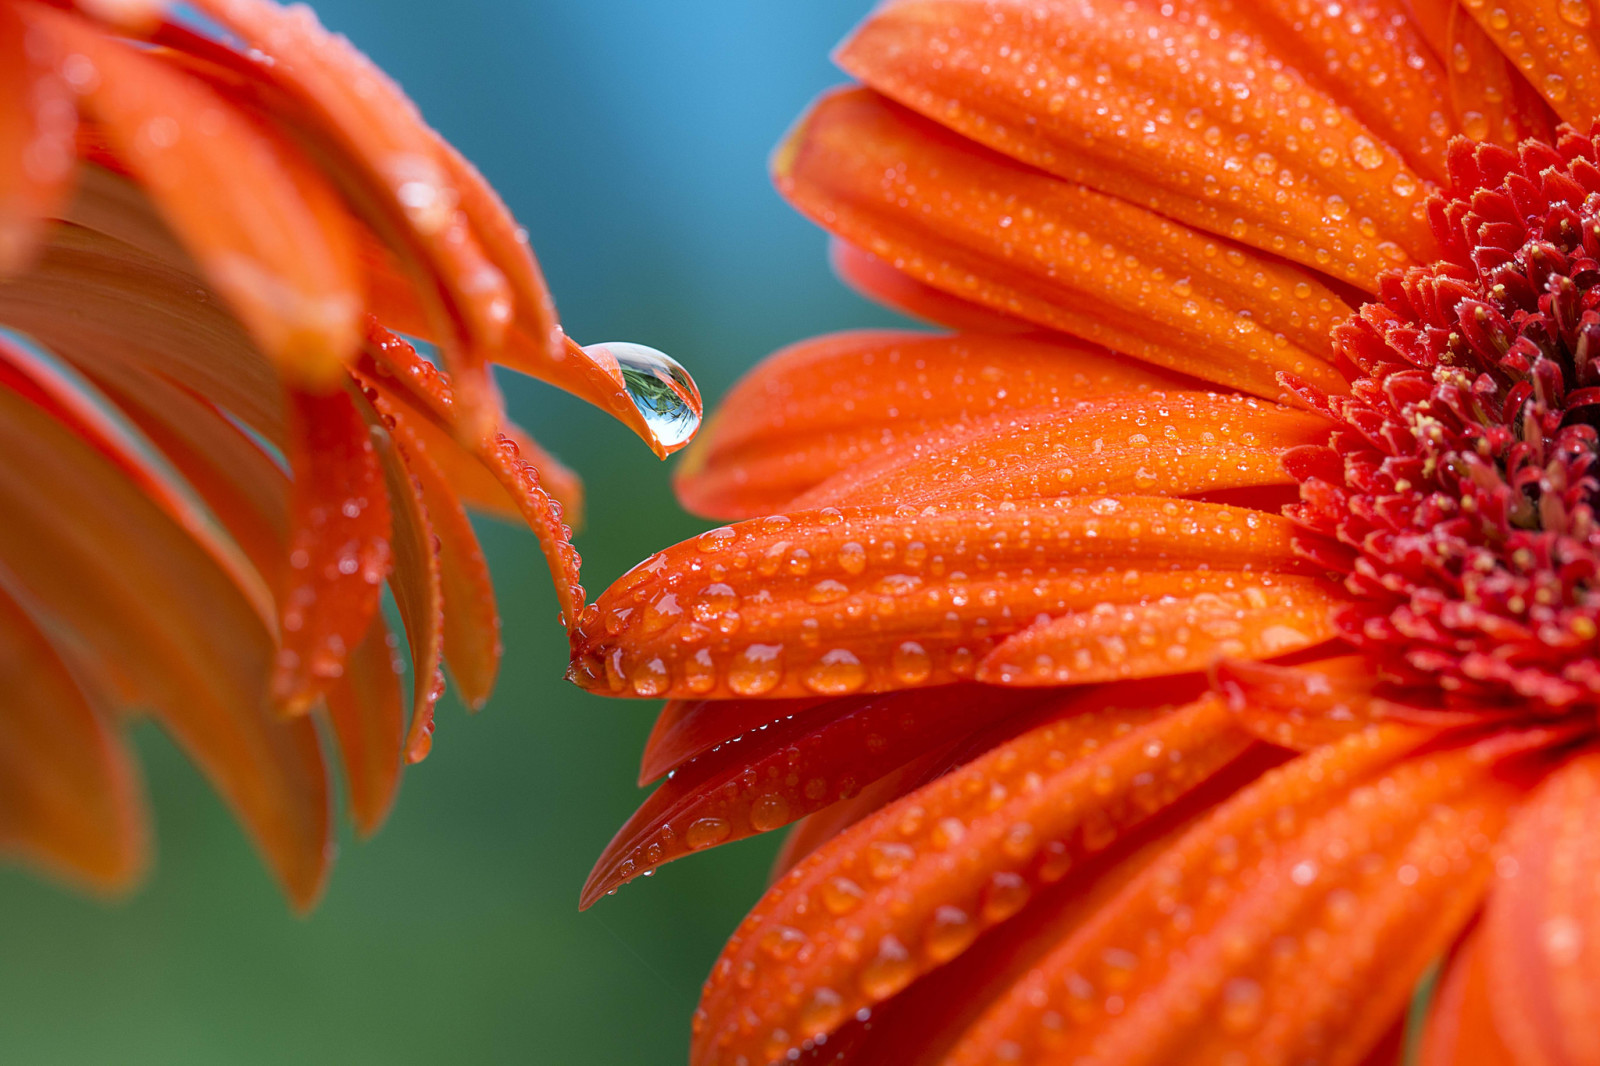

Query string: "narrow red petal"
[[676, 329, 1192, 520], [641, 696, 828, 785], [323, 618, 405, 837], [572, 498, 1311, 701], [273, 386, 392, 714], [582, 684, 1051, 908]]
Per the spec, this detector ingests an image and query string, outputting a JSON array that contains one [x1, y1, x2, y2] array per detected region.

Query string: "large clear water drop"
[[584, 341, 702, 452]]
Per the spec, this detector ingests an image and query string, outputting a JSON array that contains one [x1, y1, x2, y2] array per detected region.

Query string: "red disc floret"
[[1285, 131, 1600, 710]]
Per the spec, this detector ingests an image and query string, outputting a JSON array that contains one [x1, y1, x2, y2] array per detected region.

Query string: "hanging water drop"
[[584, 341, 703, 451]]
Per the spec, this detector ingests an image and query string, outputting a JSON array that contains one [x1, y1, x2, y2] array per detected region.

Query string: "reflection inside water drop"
[[583, 341, 702, 451]]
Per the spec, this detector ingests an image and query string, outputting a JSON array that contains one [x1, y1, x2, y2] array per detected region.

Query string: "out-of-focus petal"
[[1419, 929, 1521, 1066], [571, 497, 1312, 701], [581, 684, 1053, 907], [774, 89, 1354, 400], [942, 727, 1511, 1066], [323, 618, 405, 837], [690, 691, 1254, 1064], [371, 420, 445, 765], [791, 390, 1333, 511], [1480, 750, 1600, 1066], [975, 576, 1343, 685], [839, 0, 1440, 287], [0, 347, 331, 909], [677, 330, 1193, 520], [0, 2, 76, 275], [0, 579, 145, 890], [273, 385, 392, 714], [36, 7, 363, 388]]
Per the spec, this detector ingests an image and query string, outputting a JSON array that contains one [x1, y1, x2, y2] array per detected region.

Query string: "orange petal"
[[0, 1, 76, 274], [975, 575, 1343, 686], [571, 497, 1311, 701], [1445, 4, 1559, 147], [0, 349, 331, 908], [1481, 750, 1600, 1066], [791, 390, 1333, 511], [1419, 928, 1520, 1066], [776, 88, 1355, 400], [828, 240, 1034, 334], [769, 750, 953, 878], [36, 8, 362, 388], [641, 696, 829, 785], [690, 690, 1254, 1064], [356, 322, 584, 624], [676, 329, 1193, 520], [1460, 0, 1600, 124], [323, 617, 405, 837], [370, 419, 445, 765], [839, 0, 1441, 285], [273, 385, 392, 714], [582, 684, 1052, 907], [0, 580, 146, 891], [361, 371, 501, 706], [943, 726, 1512, 1066]]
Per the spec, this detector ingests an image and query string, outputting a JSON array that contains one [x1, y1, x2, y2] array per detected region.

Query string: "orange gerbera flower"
[[0, 0, 699, 907], [571, 1, 1600, 1063]]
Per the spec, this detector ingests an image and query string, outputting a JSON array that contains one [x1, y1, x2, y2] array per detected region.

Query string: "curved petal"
[[774, 89, 1355, 400], [36, 7, 363, 388], [0, 577, 145, 891], [1460, 0, 1600, 124], [571, 497, 1312, 701], [839, 0, 1441, 285], [323, 618, 405, 837], [1419, 929, 1520, 1066], [943, 727, 1511, 1066], [676, 330, 1193, 520], [1481, 750, 1600, 1066], [690, 690, 1255, 1064], [828, 241, 1035, 334]]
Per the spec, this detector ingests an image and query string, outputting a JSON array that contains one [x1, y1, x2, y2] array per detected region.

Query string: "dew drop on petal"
[[584, 341, 703, 450]]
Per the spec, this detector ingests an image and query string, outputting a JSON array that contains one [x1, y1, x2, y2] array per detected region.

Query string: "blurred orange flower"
[[572, 1, 1600, 1063], [0, 0, 699, 908]]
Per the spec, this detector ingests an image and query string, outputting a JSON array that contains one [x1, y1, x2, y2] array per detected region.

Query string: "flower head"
[[573, 1, 1600, 1062], [0, 0, 700, 907]]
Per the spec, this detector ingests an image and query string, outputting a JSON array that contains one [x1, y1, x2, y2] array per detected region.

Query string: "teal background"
[[0, 2, 902, 1062]]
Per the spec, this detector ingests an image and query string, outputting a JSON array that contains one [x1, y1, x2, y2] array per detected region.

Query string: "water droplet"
[[799, 988, 847, 1037], [1560, 0, 1592, 26], [759, 924, 807, 960], [803, 649, 866, 694], [859, 936, 916, 1000], [749, 793, 791, 832], [584, 341, 703, 451], [729, 643, 784, 695], [821, 876, 865, 915], [867, 841, 915, 880], [981, 871, 1031, 922], [686, 816, 731, 850], [1220, 977, 1264, 1033], [1349, 136, 1385, 170], [925, 905, 977, 963], [892, 641, 932, 684]]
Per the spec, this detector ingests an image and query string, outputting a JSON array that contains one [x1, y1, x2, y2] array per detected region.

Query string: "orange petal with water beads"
[[273, 386, 392, 715], [770, 750, 953, 878], [827, 241, 1033, 334], [1212, 655, 1393, 750], [583, 684, 1051, 908], [839, 1, 1440, 287], [323, 618, 405, 837], [0, 354, 331, 908], [641, 696, 828, 785], [776, 89, 1354, 401], [0, 581, 146, 891], [677, 330, 1192, 520], [690, 690, 1254, 1065], [793, 390, 1333, 512], [976, 576, 1344, 686], [37, 8, 362, 389], [1419, 931, 1521, 1066], [570, 496, 1310, 702], [1445, 3, 1559, 147], [942, 726, 1515, 1066], [1458, 0, 1600, 125], [0, 1, 76, 275], [1480, 751, 1600, 1066], [357, 323, 584, 622], [371, 423, 445, 765], [359, 369, 501, 707]]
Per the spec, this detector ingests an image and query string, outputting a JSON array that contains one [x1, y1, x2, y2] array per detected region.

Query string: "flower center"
[[1287, 133, 1600, 710]]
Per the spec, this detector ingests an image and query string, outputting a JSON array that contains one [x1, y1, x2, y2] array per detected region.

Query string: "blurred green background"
[[0, 2, 904, 1062]]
